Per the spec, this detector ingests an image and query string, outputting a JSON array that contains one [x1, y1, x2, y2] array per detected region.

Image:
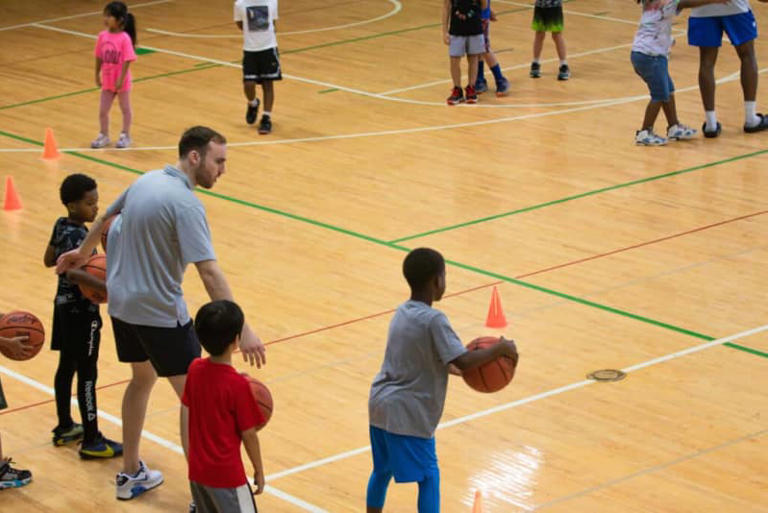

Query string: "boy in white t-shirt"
[[631, 0, 728, 146], [234, 0, 280, 134], [688, 0, 768, 136]]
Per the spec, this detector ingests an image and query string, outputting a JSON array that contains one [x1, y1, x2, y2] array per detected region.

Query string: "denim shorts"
[[688, 11, 757, 47], [631, 51, 675, 102]]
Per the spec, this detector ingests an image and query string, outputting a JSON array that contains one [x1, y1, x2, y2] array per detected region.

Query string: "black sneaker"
[[258, 115, 272, 135], [446, 86, 464, 105], [52, 423, 84, 446], [702, 121, 722, 138], [79, 432, 123, 460], [557, 64, 570, 81], [530, 62, 541, 78], [744, 113, 768, 133], [246, 99, 260, 125], [0, 458, 32, 489]]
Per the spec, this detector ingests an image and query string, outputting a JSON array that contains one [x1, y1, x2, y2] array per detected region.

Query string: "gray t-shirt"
[[105, 165, 216, 327], [368, 300, 467, 439]]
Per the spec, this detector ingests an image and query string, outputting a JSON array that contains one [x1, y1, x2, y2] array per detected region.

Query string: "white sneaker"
[[635, 129, 667, 146], [116, 460, 164, 500], [90, 133, 110, 148], [667, 123, 697, 140], [115, 132, 131, 148]]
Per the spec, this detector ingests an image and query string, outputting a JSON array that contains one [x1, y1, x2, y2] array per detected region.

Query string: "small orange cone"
[[3, 176, 22, 210], [472, 489, 483, 513], [485, 286, 507, 328], [41, 127, 61, 160]]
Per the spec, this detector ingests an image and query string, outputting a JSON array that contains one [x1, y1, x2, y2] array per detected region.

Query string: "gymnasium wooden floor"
[[1, 0, 767, 511]]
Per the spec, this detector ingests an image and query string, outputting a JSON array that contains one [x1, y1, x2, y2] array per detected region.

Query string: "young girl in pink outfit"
[[92, 2, 137, 149]]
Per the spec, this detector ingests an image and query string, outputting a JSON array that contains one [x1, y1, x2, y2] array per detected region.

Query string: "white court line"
[[0, 365, 328, 512], [0, 0, 172, 32], [260, 323, 768, 483], [147, 0, 402, 38]]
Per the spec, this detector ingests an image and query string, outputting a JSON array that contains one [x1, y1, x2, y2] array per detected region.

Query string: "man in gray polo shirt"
[[57, 126, 265, 502]]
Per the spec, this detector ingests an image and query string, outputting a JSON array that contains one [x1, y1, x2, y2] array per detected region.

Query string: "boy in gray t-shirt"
[[367, 248, 518, 513]]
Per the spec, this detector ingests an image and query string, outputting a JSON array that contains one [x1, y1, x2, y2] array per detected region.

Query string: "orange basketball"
[[79, 254, 107, 304], [0, 311, 45, 361], [462, 336, 517, 393], [241, 373, 273, 431], [101, 215, 115, 252]]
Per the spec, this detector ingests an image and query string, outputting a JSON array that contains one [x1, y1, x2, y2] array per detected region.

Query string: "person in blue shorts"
[[366, 248, 518, 513], [688, 0, 768, 136], [475, 0, 510, 96]]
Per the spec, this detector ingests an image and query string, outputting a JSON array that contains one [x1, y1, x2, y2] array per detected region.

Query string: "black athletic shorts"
[[51, 302, 102, 359], [112, 317, 201, 377], [243, 48, 282, 83]]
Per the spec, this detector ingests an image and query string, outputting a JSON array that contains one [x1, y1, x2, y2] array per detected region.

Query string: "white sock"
[[705, 111, 718, 131], [745, 101, 760, 127], [249, 99, 259, 107], [560, 60, 568, 66], [532, 58, 540, 65], [263, 111, 271, 118]]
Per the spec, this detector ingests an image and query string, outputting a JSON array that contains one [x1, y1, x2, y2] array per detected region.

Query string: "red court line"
[[3, 210, 764, 416]]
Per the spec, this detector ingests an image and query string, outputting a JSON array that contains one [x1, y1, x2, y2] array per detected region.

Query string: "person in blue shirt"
[[475, 0, 510, 96]]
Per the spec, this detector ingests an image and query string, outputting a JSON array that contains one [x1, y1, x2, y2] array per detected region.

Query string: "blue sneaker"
[[79, 433, 123, 460], [0, 459, 31, 489], [475, 79, 489, 94], [495, 77, 510, 97]]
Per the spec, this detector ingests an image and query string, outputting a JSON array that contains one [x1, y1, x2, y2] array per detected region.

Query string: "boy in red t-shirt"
[[182, 300, 265, 513]]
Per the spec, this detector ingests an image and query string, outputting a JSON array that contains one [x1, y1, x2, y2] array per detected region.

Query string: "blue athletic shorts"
[[631, 51, 675, 102], [369, 425, 438, 483], [688, 11, 757, 47]]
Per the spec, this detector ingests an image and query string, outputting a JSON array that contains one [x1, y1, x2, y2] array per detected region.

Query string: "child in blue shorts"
[[631, 0, 728, 145], [475, 0, 510, 96], [366, 248, 518, 513]]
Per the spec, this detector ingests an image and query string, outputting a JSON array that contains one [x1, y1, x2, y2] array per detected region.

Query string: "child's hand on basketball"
[[499, 336, 518, 364], [56, 248, 90, 274], [253, 468, 265, 495], [448, 363, 462, 376], [0, 335, 32, 360], [239, 324, 266, 368]]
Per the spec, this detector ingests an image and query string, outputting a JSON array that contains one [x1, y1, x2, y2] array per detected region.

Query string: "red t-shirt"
[[182, 357, 265, 487]]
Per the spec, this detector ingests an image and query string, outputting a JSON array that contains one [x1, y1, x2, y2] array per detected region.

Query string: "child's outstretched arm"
[[450, 336, 518, 372], [56, 210, 118, 273], [241, 427, 265, 495]]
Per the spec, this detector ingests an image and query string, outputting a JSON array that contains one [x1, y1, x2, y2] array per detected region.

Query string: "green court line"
[[135, 47, 157, 55], [0, 63, 220, 112], [390, 149, 768, 243], [724, 342, 768, 359], [318, 88, 339, 94], [0, 127, 740, 348]]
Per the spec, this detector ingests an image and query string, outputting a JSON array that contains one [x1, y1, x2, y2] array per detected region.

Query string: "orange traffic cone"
[[41, 127, 61, 160], [485, 286, 507, 328], [472, 489, 483, 513], [3, 176, 22, 211]]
